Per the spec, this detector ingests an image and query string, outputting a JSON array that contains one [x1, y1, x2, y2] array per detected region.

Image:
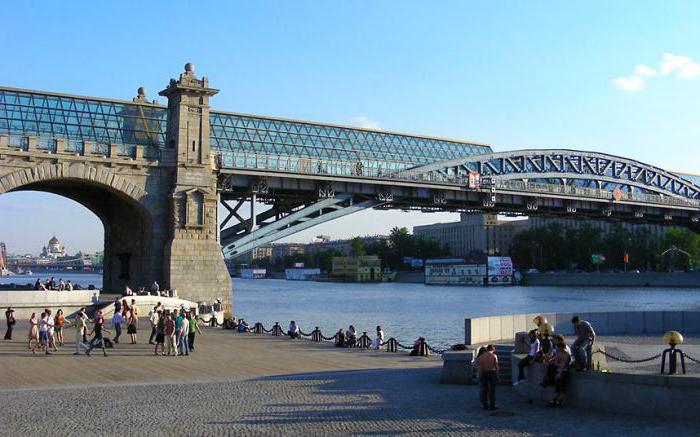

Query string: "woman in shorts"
[[54, 309, 66, 346]]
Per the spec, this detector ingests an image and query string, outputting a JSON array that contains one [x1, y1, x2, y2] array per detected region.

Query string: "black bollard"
[[312, 327, 321, 342], [418, 338, 429, 357], [254, 322, 263, 334], [386, 337, 398, 353], [359, 332, 370, 348]]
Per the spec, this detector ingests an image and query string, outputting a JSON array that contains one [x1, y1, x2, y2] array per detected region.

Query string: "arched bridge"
[[1, 65, 698, 285]]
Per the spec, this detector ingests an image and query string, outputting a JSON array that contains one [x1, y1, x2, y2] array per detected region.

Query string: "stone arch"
[[0, 162, 147, 202], [0, 162, 159, 293]]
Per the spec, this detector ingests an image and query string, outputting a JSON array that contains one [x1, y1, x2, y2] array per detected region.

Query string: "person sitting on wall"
[[334, 329, 346, 347], [237, 319, 249, 333], [409, 337, 428, 356], [287, 321, 300, 339], [571, 316, 596, 371], [345, 325, 357, 347], [515, 330, 540, 385]]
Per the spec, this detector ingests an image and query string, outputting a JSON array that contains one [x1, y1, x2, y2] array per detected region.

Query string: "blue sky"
[[2, 1, 700, 253]]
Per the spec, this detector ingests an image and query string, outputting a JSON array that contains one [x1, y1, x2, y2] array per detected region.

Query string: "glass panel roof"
[[0, 88, 492, 168]]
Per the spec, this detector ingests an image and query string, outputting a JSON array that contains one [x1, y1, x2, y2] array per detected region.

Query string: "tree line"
[[247, 227, 449, 272], [510, 223, 700, 272]]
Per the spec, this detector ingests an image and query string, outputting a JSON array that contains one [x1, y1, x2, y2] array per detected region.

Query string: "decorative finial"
[[184, 62, 195, 73], [137, 87, 147, 97]]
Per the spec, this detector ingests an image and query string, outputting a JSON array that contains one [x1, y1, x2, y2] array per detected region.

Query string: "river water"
[[233, 278, 700, 348], [3, 274, 699, 348]]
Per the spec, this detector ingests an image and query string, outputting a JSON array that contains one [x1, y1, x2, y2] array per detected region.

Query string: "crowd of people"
[[332, 325, 385, 349], [1, 297, 206, 358], [33, 277, 80, 291]]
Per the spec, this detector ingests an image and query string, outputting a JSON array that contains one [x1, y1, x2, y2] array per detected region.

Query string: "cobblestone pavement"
[[1, 367, 698, 437]]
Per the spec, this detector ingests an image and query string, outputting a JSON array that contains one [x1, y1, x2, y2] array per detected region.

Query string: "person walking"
[[4, 307, 15, 340], [28, 312, 39, 351], [178, 312, 190, 356], [187, 311, 202, 352], [38, 311, 52, 355], [571, 316, 596, 371], [73, 309, 90, 355], [165, 313, 177, 356], [112, 310, 123, 344], [86, 316, 110, 357], [148, 306, 158, 345], [54, 309, 66, 347], [127, 309, 138, 344], [478, 345, 499, 410]]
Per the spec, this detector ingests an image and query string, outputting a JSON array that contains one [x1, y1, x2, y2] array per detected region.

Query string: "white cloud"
[[613, 53, 700, 92], [660, 53, 700, 79], [634, 64, 657, 77], [612, 75, 644, 92], [351, 116, 381, 130]]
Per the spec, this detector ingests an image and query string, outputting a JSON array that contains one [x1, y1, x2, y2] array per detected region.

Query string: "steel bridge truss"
[[410, 149, 700, 201], [219, 192, 382, 258]]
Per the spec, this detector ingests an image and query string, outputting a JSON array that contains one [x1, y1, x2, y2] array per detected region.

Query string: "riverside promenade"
[[0, 323, 697, 436]]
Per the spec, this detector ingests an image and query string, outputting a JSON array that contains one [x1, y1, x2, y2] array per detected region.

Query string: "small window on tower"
[[192, 141, 196, 152]]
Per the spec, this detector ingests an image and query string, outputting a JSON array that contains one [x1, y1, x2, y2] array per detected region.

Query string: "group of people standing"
[[3, 297, 205, 359]]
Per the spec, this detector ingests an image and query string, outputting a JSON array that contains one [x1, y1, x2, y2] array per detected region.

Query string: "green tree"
[[349, 237, 366, 257]]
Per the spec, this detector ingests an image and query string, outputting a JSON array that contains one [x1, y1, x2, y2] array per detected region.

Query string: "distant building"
[[251, 246, 273, 260], [414, 213, 528, 256], [305, 235, 391, 256], [271, 243, 305, 260], [332, 256, 382, 282], [41, 236, 67, 259]]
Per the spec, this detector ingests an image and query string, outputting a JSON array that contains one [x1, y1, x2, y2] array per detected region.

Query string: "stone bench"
[[439, 351, 474, 384]]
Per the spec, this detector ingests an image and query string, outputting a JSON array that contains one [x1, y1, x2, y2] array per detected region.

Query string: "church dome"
[[49, 236, 60, 245]]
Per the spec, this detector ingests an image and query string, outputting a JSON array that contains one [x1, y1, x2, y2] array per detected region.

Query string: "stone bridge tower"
[[159, 63, 232, 309]]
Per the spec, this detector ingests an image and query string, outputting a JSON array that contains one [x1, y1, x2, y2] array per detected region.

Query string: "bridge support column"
[[159, 63, 232, 311]]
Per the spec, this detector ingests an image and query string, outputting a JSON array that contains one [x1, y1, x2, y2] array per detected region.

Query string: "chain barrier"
[[683, 353, 700, 364], [239, 322, 445, 355], [594, 349, 662, 364]]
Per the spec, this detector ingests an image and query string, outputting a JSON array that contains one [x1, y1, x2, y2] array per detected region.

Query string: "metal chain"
[[683, 353, 700, 364], [594, 349, 662, 363], [249, 321, 444, 353]]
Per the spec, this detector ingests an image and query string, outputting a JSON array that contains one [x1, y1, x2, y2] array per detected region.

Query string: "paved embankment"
[[0, 324, 698, 436]]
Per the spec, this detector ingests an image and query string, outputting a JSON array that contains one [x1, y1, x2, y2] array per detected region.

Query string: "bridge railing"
[[1, 133, 160, 161], [218, 150, 700, 210], [217, 150, 467, 185]]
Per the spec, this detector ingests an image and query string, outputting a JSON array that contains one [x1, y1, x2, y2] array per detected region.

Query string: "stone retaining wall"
[[466, 311, 700, 345], [0, 289, 100, 318], [512, 354, 700, 420]]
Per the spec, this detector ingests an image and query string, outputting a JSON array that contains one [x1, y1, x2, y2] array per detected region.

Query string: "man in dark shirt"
[[571, 316, 596, 371], [86, 314, 110, 357]]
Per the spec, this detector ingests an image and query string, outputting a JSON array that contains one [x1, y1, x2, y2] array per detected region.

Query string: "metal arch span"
[[409, 149, 700, 200]]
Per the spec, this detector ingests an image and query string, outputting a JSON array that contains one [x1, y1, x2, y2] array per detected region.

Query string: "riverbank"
[[524, 271, 700, 287]]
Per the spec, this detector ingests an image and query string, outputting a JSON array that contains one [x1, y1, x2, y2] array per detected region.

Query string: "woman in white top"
[[372, 325, 384, 349]]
